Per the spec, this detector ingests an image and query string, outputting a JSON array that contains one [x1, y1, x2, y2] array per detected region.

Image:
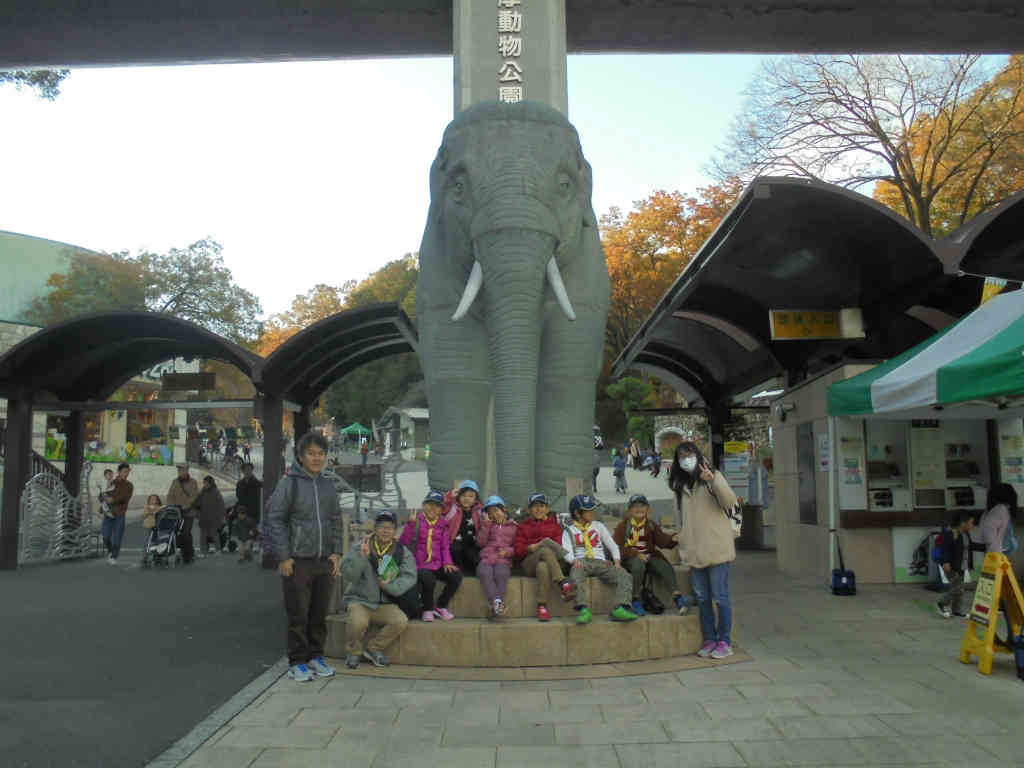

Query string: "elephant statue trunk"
[[417, 101, 610, 509]]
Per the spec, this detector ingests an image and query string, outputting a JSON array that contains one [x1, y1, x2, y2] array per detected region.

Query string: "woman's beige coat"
[[677, 470, 738, 569]]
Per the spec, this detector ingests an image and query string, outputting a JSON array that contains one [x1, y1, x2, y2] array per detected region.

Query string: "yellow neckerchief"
[[573, 520, 595, 558], [626, 516, 648, 548], [373, 536, 394, 560], [423, 514, 440, 563]]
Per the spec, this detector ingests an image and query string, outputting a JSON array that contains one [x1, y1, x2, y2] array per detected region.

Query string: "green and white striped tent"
[[828, 289, 1024, 419]]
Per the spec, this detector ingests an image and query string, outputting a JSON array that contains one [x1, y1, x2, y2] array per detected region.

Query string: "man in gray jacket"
[[265, 432, 342, 683], [340, 510, 416, 669]]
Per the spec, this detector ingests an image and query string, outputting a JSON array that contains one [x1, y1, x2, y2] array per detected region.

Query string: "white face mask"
[[679, 456, 698, 473]]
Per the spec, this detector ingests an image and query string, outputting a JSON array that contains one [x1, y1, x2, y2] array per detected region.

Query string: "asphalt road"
[[0, 516, 285, 768]]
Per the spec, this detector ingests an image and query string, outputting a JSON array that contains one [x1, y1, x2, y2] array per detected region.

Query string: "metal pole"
[[1, 396, 33, 570]]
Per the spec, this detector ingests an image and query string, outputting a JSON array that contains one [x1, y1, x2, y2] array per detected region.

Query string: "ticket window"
[[866, 421, 911, 512], [942, 421, 989, 511]]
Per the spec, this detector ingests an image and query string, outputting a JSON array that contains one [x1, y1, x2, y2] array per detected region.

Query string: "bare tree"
[[714, 55, 1024, 237]]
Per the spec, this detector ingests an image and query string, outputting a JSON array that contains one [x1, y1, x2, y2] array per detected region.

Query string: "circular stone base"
[[324, 647, 751, 680]]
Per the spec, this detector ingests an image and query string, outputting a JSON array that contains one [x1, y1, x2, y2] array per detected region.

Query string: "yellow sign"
[[769, 308, 865, 341], [980, 277, 1007, 305], [724, 441, 751, 455], [959, 552, 1024, 675]]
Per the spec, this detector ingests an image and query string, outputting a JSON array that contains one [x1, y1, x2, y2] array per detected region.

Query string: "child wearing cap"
[[443, 480, 483, 575], [476, 495, 518, 618], [514, 492, 575, 621], [399, 490, 464, 621], [613, 494, 688, 616], [561, 494, 638, 624]]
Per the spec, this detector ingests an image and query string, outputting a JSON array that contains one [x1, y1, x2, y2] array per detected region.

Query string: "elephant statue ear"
[[577, 148, 598, 229]]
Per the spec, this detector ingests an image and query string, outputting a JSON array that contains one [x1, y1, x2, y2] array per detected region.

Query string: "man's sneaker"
[[611, 605, 639, 622], [362, 649, 389, 668], [537, 604, 551, 622], [288, 663, 314, 682], [309, 656, 335, 678], [710, 641, 734, 659], [422, 610, 435, 622], [107, 556, 117, 565], [345, 654, 360, 670], [576, 606, 593, 625], [630, 599, 647, 616], [560, 579, 577, 601], [936, 601, 952, 619], [674, 595, 690, 615], [697, 641, 717, 658], [435, 607, 455, 621]]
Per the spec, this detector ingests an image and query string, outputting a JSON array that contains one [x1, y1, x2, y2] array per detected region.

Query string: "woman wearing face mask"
[[667, 441, 738, 659]]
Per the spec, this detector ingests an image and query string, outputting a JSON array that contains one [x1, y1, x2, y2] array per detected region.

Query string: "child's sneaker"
[[362, 649, 389, 668], [493, 598, 506, 617], [674, 595, 690, 615], [537, 604, 551, 622], [697, 641, 716, 658], [576, 606, 593, 624], [435, 607, 455, 621], [308, 656, 335, 678], [710, 641, 734, 659], [936, 601, 952, 619], [345, 654, 360, 670], [560, 579, 576, 601], [422, 610, 435, 622], [630, 599, 647, 616], [288, 663, 314, 682], [611, 604, 639, 622]]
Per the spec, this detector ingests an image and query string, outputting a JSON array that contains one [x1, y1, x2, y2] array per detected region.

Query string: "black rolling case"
[[832, 538, 857, 596]]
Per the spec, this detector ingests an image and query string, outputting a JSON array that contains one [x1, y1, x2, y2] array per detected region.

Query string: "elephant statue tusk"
[[451, 259, 484, 321], [546, 257, 577, 321]]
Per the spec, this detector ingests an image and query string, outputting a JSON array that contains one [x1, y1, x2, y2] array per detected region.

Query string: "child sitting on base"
[[476, 495, 518, 618], [399, 490, 463, 621], [514, 492, 575, 621], [561, 494, 638, 624], [613, 494, 688, 616], [232, 505, 260, 562], [444, 480, 483, 575]]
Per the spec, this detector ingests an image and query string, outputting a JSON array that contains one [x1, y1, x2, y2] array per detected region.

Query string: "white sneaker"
[[108, 556, 118, 566]]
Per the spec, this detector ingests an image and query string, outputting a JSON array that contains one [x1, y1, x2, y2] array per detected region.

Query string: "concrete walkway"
[[171, 552, 1024, 768]]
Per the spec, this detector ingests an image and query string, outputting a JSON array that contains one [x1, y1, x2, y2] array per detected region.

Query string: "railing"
[[19, 462, 99, 564]]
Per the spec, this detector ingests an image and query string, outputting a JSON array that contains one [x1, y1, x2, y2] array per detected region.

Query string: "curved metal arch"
[[307, 339, 417, 398], [942, 188, 1024, 282], [0, 311, 261, 401]]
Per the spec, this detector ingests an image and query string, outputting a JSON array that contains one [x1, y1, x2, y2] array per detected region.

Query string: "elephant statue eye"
[[557, 172, 574, 198]]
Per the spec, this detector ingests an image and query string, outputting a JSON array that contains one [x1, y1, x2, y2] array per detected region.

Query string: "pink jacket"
[[398, 513, 453, 571], [477, 518, 518, 566]]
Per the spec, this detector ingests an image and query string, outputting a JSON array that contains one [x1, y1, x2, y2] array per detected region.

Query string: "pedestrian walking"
[[613, 450, 628, 493], [195, 476, 226, 554], [668, 441, 737, 659], [235, 462, 263, 523], [978, 483, 1019, 555], [101, 463, 133, 565], [935, 511, 977, 618], [360, 439, 369, 466], [265, 432, 343, 683], [167, 464, 200, 563]]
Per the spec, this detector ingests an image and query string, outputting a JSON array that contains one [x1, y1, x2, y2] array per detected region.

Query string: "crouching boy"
[[613, 494, 688, 615], [562, 494, 638, 624], [339, 510, 417, 669]]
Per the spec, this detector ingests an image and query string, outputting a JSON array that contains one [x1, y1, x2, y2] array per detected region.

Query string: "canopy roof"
[[828, 289, 1024, 419], [614, 177, 982, 406], [941, 188, 1024, 283], [340, 422, 371, 435], [0, 311, 261, 402], [260, 303, 417, 407]]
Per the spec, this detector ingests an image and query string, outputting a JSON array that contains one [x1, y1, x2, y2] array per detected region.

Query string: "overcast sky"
[[0, 54, 762, 317]]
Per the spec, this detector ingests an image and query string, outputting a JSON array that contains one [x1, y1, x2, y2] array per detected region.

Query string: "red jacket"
[[513, 515, 564, 561]]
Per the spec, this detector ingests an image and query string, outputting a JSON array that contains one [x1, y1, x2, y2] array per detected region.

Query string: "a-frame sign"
[[959, 552, 1024, 675]]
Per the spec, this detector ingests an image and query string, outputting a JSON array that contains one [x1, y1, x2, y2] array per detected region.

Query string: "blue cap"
[[528, 492, 549, 507], [569, 494, 598, 516], [628, 494, 649, 507], [457, 480, 480, 495], [483, 495, 505, 510], [375, 510, 397, 525], [423, 490, 446, 506]]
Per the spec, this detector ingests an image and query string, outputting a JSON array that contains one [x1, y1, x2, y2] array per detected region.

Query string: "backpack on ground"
[[832, 537, 856, 596]]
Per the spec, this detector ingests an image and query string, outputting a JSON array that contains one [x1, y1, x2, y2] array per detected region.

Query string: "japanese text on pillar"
[[498, 0, 523, 103]]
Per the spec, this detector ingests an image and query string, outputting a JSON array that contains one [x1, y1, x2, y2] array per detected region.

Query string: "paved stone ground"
[[176, 552, 1024, 768]]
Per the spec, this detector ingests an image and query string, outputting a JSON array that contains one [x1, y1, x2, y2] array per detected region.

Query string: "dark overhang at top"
[[2, 0, 1023, 69], [941, 188, 1024, 283], [259, 303, 417, 407], [613, 177, 991, 406], [0, 312, 262, 402]]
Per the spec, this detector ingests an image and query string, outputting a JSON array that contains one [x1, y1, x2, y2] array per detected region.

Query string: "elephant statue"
[[417, 101, 610, 508]]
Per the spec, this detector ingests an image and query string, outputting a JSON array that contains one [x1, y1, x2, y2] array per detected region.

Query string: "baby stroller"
[[142, 505, 185, 568]]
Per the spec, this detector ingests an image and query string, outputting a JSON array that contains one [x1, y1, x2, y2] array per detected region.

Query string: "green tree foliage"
[[28, 239, 263, 343], [606, 376, 656, 446], [0, 69, 69, 100]]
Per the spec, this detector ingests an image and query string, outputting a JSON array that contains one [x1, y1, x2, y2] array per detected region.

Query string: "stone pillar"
[[454, 0, 567, 115], [708, 403, 731, 469], [172, 409, 188, 465], [1, 396, 33, 570], [63, 410, 85, 498], [260, 396, 285, 499], [293, 406, 312, 445]]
